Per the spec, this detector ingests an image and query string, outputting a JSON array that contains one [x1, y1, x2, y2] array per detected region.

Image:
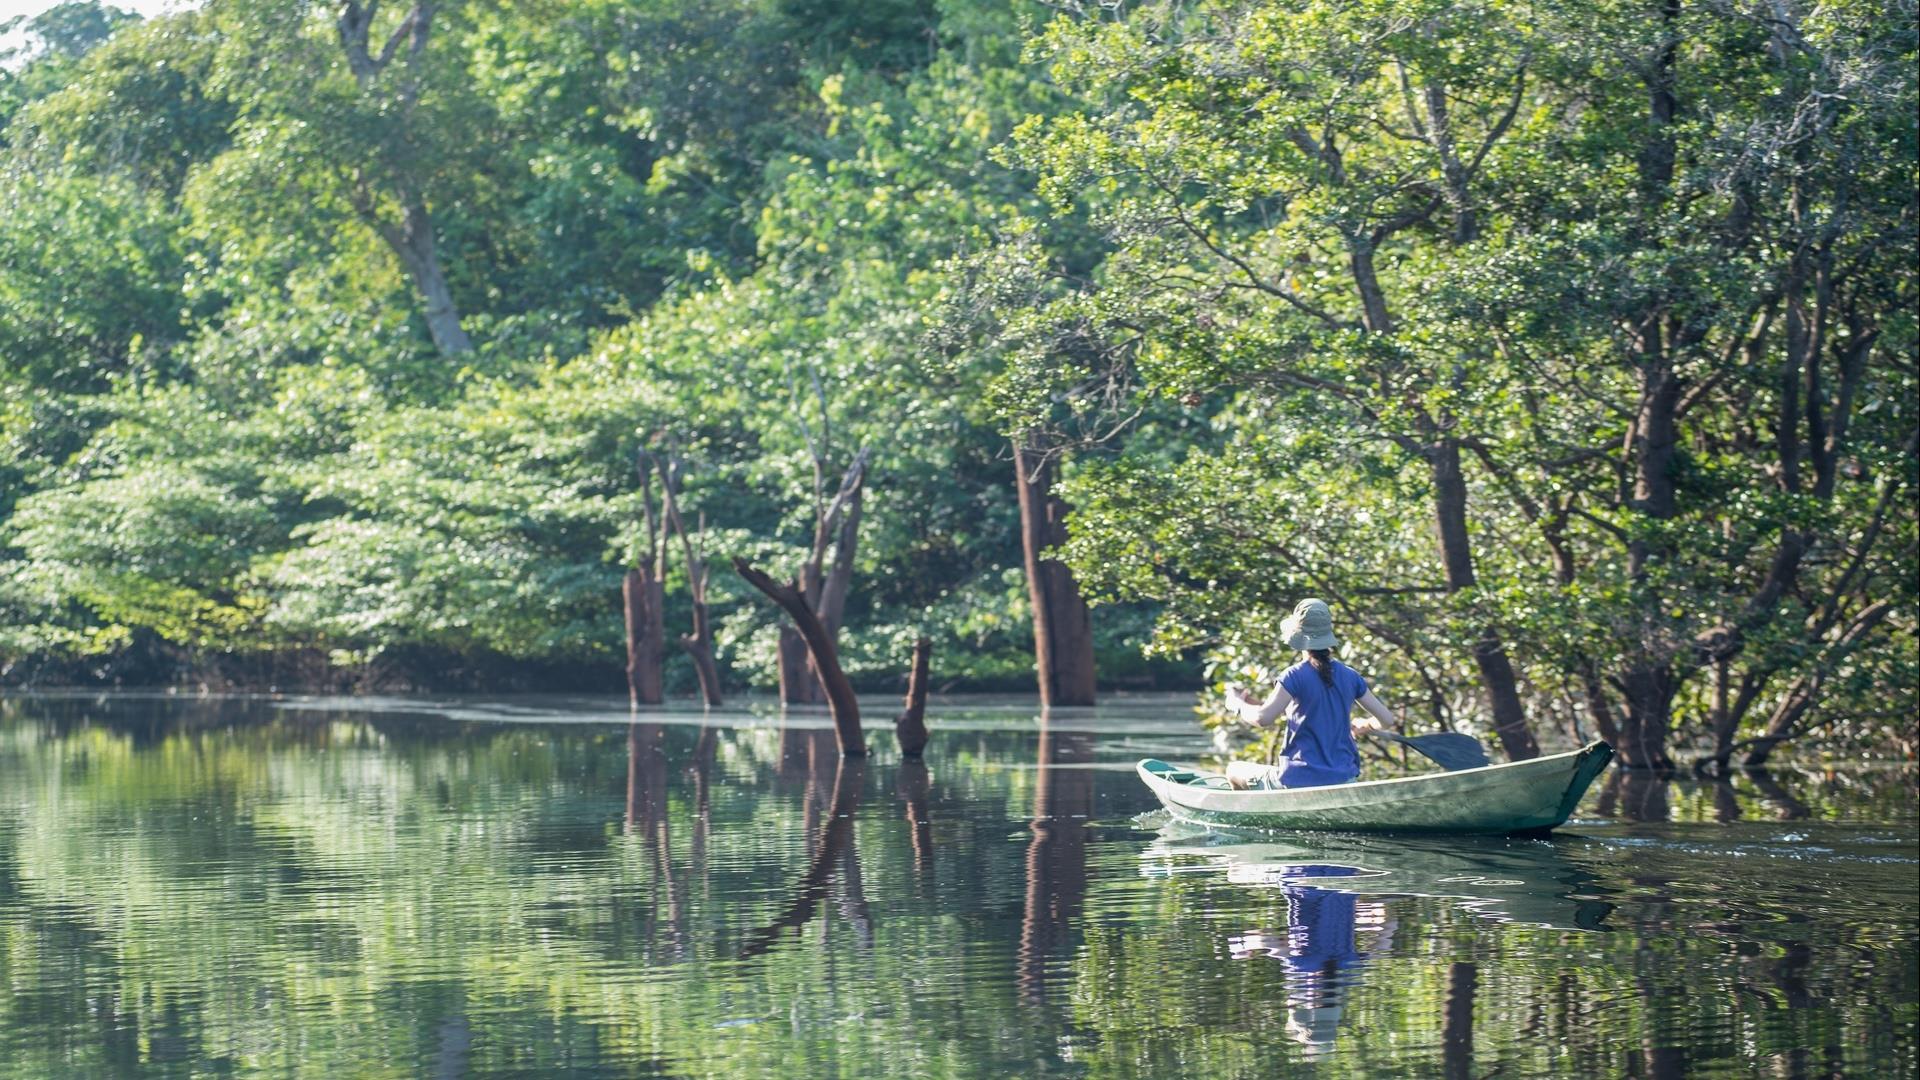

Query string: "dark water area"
[[0, 694, 1913, 1078]]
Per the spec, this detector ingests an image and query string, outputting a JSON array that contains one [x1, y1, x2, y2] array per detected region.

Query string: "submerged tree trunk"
[[623, 454, 668, 706], [1014, 440, 1097, 708], [661, 473, 723, 707], [623, 568, 666, 707], [776, 629, 820, 705], [776, 449, 868, 706], [734, 557, 865, 757], [1429, 441, 1539, 760], [894, 637, 931, 757]]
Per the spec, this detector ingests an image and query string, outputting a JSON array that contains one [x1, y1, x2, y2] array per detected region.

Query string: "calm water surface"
[[0, 694, 1914, 1078]]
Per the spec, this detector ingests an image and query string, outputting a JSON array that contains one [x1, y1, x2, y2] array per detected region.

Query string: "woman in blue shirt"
[[1221, 598, 1401, 790]]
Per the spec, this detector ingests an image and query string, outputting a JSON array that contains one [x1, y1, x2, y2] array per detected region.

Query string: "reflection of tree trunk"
[[835, 826, 873, 948], [1709, 779, 1742, 823], [433, 1012, 471, 1080], [1770, 941, 1813, 1009], [739, 755, 867, 958], [804, 729, 836, 846], [1014, 440, 1097, 708], [689, 725, 717, 888], [895, 758, 933, 884], [778, 719, 811, 779], [1744, 767, 1810, 820], [1612, 769, 1671, 823], [1442, 962, 1476, 1080], [1018, 720, 1094, 1003], [626, 721, 680, 955]]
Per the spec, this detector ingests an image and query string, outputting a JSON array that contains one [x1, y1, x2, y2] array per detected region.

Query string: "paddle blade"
[[1386, 731, 1492, 771]]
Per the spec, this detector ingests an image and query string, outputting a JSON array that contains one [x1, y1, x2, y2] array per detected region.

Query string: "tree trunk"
[[1014, 440, 1097, 708], [385, 191, 471, 357], [776, 628, 820, 705], [681, 612, 723, 708], [777, 450, 867, 706], [816, 481, 862, 638], [661, 477, 723, 707], [809, 472, 864, 699], [734, 557, 864, 756], [1429, 441, 1539, 760], [333, 5, 470, 358], [1618, 662, 1677, 770], [894, 637, 931, 757], [1610, 0, 1685, 773], [623, 568, 665, 707]]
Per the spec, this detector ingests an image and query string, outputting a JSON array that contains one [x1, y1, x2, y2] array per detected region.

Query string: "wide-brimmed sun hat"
[[1282, 598, 1340, 651]]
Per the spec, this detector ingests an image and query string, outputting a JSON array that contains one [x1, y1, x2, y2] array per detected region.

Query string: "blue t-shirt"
[[1272, 659, 1368, 788]]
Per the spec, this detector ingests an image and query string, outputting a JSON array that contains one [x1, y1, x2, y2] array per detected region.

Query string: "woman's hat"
[[1282, 598, 1340, 651]]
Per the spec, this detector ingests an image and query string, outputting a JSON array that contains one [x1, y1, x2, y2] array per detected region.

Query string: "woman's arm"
[[1225, 682, 1295, 727], [1352, 690, 1398, 735]]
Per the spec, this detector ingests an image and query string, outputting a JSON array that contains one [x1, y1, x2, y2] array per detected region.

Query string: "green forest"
[[0, 0, 1914, 771]]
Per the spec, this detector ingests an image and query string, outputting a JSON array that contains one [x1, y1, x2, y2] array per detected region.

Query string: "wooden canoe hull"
[[1137, 741, 1614, 836]]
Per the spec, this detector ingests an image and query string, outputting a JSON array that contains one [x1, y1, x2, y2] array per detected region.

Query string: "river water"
[[0, 693, 1913, 1077]]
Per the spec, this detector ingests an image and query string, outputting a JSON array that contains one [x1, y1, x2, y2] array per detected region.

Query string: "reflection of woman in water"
[[1222, 599, 1401, 789], [1228, 865, 1393, 1056]]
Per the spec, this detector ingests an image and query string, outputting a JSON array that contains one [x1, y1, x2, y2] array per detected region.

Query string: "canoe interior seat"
[[1140, 759, 1233, 789]]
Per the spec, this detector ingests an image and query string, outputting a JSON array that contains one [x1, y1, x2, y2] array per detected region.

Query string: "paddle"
[[1360, 729, 1491, 771], [1235, 715, 1491, 772]]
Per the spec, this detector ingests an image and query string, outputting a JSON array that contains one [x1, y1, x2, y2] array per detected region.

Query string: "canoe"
[[1137, 740, 1614, 836]]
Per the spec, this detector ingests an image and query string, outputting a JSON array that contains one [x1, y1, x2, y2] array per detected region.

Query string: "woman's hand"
[[1224, 683, 1260, 726], [1350, 715, 1383, 739]]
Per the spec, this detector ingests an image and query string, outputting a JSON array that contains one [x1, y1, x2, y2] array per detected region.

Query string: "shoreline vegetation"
[[0, 2, 1913, 773]]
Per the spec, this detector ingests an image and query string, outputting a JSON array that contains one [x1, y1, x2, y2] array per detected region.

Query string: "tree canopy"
[[1, 0, 1912, 764]]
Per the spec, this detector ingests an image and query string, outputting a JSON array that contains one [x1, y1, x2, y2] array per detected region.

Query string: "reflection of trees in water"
[[1599, 768, 1674, 822], [895, 759, 933, 886], [1019, 719, 1092, 1005], [1596, 767, 1819, 823], [738, 747, 867, 959], [1, 700, 1912, 1078], [1442, 961, 1475, 1080], [626, 721, 685, 960], [1744, 768, 1810, 819]]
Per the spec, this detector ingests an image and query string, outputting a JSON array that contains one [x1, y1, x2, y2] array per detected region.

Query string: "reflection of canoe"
[[1140, 833, 1616, 930], [1137, 741, 1614, 836]]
